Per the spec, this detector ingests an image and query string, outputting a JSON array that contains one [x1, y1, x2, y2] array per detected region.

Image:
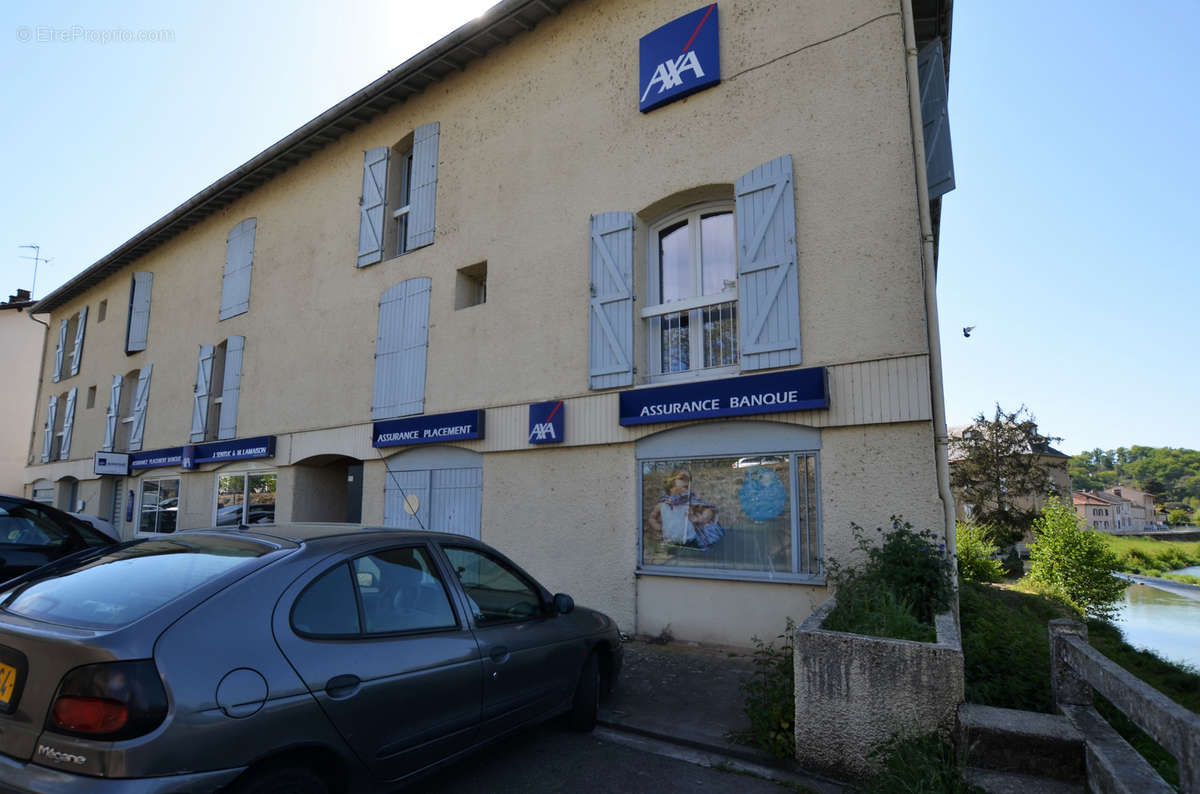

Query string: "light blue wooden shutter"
[[41, 394, 58, 463], [736, 155, 802, 371], [128, 365, 153, 452], [218, 336, 245, 440], [60, 388, 77, 459], [357, 146, 389, 267], [588, 212, 635, 389], [52, 319, 67, 382], [406, 122, 440, 251], [372, 278, 430, 419], [384, 468, 430, 529], [69, 306, 87, 376], [126, 272, 153, 353], [191, 344, 215, 442], [220, 218, 256, 320], [918, 39, 955, 200], [102, 374, 122, 452], [430, 467, 482, 539]]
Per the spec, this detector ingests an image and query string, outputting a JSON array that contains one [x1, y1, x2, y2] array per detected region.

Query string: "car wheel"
[[231, 764, 329, 794], [568, 651, 600, 732]]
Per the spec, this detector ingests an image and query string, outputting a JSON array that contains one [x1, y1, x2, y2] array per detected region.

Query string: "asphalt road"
[[402, 722, 802, 793]]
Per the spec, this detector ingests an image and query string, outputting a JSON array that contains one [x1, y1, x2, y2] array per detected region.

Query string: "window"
[[98, 299, 107, 322], [138, 477, 180, 534], [372, 279, 430, 420], [356, 122, 439, 267], [86, 385, 96, 409], [644, 204, 738, 378], [442, 546, 542, 625], [215, 472, 276, 527], [455, 262, 487, 309], [51, 307, 88, 382], [191, 338, 244, 442], [51, 391, 67, 460], [30, 485, 55, 505]]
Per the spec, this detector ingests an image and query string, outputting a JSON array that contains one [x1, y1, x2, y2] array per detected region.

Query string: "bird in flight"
[[962, 326, 976, 338]]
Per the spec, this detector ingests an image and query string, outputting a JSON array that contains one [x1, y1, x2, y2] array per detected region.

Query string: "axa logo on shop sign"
[[528, 400, 565, 445], [639, 4, 720, 113], [618, 368, 828, 426]]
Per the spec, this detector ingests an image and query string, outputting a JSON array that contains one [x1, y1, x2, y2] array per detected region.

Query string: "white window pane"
[[247, 474, 276, 524], [700, 212, 735, 296], [658, 220, 690, 303], [659, 310, 689, 373], [217, 475, 245, 527]]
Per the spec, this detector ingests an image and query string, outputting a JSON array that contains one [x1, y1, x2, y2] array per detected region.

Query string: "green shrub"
[[1000, 545, 1024, 578], [1028, 497, 1126, 620], [733, 618, 795, 759], [860, 733, 982, 794], [822, 577, 935, 642], [955, 522, 1004, 583]]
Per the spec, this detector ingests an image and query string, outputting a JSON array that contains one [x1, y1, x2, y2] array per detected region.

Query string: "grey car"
[[0, 525, 622, 793]]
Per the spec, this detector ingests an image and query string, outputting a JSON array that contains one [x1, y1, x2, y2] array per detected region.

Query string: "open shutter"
[[406, 122, 440, 251], [588, 212, 635, 389], [918, 39, 955, 200], [357, 146, 390, 267], [372, 278, 430, 419], [52, 319, 67, 382], [41, 395, 58, 463], [69, 306, 88, 376], [102, 374, 122, 452], [219, 218, 257, 320], [126, 272, 153, 353], [60, 388, 77, 459], [191, 344, 215, 442], [217, 336, 244, 440], [736, 155, 801, 371], [128, 365, 153, 452]]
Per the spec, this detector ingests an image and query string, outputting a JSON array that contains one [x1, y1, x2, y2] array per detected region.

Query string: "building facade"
[[24, 0, 954, 646], [1105, 486, 1158, 530], [1, 289, 44, 496]]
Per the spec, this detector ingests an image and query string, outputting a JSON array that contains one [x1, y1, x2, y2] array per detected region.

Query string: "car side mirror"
[[553, 593, 575, 615]]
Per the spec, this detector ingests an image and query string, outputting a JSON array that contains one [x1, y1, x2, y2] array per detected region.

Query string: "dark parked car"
[[0, 525, 622, 792], [0, 495, 116, 582]]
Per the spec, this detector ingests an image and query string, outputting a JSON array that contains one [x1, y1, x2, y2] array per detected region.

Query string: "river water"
[[1112, 568, 1200, 670]]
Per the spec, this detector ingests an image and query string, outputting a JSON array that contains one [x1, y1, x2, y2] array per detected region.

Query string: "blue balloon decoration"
[[739, 466, 786, 521]]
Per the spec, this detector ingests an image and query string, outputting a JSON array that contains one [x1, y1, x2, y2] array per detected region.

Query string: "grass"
[[822, 581, 936, 643], [855, 733, 982, 794], [1100, 536, 1200, 584], [960, 579, 1200, 788]]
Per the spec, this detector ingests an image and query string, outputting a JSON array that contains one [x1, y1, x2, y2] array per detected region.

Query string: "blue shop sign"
[[192, 436, 276, 465], [374, 410, 485, 448], [131, 448, 184, 470], [528, 401, 565, 445], [618, 368, 828, 426], [639, 4, 720, 113]]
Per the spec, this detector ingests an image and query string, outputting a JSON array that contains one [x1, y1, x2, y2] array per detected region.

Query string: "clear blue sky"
[[2, 1, 1197, 455]]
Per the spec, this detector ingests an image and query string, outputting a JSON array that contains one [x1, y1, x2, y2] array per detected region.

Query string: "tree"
[[1167, 508, 1192, 526], [950, 405, 1060, 546], [1028, 497, 1126, 621]]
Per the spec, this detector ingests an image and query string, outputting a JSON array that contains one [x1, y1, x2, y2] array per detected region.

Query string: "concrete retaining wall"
[[794, 596, 964, 779]]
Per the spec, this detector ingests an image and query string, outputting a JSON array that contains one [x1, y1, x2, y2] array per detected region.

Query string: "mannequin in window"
[[646, 470, 725, 550]]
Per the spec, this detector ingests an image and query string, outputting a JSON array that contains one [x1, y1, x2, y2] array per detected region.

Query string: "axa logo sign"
[[639, 4, 720, 113], [528, 401, 565, 445]]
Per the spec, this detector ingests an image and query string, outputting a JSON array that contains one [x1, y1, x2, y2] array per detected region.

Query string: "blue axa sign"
[[639, 4, 720, 113], [374, 410, 485, 448], [619, 368, 828, 426]]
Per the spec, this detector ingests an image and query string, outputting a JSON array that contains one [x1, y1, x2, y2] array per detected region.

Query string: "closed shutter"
[[102, 374, 122, 452], [406, 122, 440, 251], [52, 319, 67, 382], [41, 395, 58, 463], [217, 336, 245, 440], [69, 305, 88, 376], [372, 278, 430, 419], [128, 365, 153, 452], [126, 272, 154, 353], [357, 146, 390, 267], [219, 218, 257, 320], [588, 212, 635, 389], [383, 468, 430, 529], [191, 344, 215, 442], [430, 468, 482, 539], [60, 388, 77, 459], [918, 39, 955, 200], [736, 155, 802, 371]]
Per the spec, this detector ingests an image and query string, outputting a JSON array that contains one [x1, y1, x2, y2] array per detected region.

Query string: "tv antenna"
[[19, 242, 52, 298]]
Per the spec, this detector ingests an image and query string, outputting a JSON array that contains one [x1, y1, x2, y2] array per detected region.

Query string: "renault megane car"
[[0, 525, 622, 793]]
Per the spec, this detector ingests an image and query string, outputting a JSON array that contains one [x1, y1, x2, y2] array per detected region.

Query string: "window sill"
[[640, 366, 741, 387], [636, 566, 825, 586]]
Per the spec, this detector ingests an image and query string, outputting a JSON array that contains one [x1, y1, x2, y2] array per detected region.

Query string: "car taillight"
[[47, 660, 167, 740]]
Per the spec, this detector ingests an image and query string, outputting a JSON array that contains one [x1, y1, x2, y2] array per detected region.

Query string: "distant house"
[[1073, 491, 1115, 531], [1105, 486, 1159, 530], [0, 289, 44, 495]]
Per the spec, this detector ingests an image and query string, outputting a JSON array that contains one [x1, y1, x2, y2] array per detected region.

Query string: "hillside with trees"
[[1069, 446, 1200, 516]]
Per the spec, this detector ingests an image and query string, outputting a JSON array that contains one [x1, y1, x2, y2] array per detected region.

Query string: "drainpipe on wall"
[[25, 307, 50, 496], [900, 0, 958, 571]]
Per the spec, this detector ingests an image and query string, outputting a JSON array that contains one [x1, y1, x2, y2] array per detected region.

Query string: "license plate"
[[0, 662, 16, 705]]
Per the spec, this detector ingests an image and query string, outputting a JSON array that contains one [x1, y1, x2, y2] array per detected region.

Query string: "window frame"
[[389, 146, 415, 258], [438, 544, 548, 627], [212, 470, 277, 527], [136, 476, 181, 536], [642, 201, 739, 382]]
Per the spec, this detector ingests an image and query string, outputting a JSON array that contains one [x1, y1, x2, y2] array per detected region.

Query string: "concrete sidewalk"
[[599, 639, 845, 793]]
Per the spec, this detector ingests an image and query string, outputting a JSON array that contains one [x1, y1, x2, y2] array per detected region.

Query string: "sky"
[[2, 1, 1197, 456]]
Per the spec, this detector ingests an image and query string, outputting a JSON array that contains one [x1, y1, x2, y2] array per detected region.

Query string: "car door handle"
[[325, 674, 361, 698], [489, 646, 510, 663]]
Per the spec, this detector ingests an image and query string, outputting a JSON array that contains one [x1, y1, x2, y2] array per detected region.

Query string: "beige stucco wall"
[[1, 307, 44, 493]]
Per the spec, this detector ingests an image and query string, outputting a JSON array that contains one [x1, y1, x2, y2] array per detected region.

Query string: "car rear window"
[[0, 535, 275, 629]]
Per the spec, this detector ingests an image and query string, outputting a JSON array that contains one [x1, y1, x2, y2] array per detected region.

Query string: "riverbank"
[[1101, 534, 1200, 583]]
